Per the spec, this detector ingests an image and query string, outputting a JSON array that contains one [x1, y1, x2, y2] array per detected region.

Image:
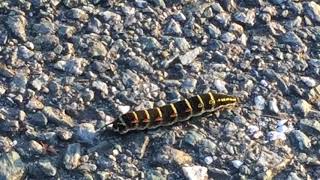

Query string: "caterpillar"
[[110, 92, 238, 134]]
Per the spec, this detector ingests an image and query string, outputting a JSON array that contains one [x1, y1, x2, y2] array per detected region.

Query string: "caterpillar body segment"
[[111, 92, 238, 134]]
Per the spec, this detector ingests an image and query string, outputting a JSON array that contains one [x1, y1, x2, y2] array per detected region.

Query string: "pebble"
[[182, 166, 208, 180], [200, 139, 217, 154], [0, 136, 14, 153], [181, 79, 197, 92], [184, 130, 204, 146], [28, 112, 48, 127], [268, 98, 280, 114], [179, 47, 203, 65], [92, 81, 108, 95], [162, 146, 193, 166], [221, 32, 236, 43], [118, 105, 131, 114], [0, 151, 26, 179], [204, 156, 213, 165], [145, 168, 168, 180], [254, 95, 266, 110], [88, 41, 107, 57], [214, 79, 227, 93], [42, 106, 74, 127], [38, 159, 57, 176], [301, 76, 317, 87], [76, 123, 96, 144], [54, 57, 88, 75], [289, 130, 311, 151], [304, 1, 320, 23], [64, 143, 81, 170], [77, 163, 97, 173], [6, 14, 27, 41], [10, 73, 28, 93], [299, 119, 320, 135], [232, 160, 244, 169], [294, 99, 312, 116], [165, 19, 182, 35], [18, 46, 34, 60], [26, 97, 44, 110]]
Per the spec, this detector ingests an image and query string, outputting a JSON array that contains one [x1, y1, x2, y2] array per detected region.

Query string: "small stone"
[[254, 95, 266, 110], [234, 9, 256, 26], [141, 36, 161, 51], [299, 119, 320, 135], [92, 81, 108, 95], [80, 89, 95, 102], [29, 140, 44, 154], [0, 151, 25, 179], [118, 105, 130, 114], [31, 74, 49, 91], [89, 41, 107, 57], [232, 160, 243, 169], [57, 128, 73, 140], [165, 19, 182, 35], [76, 123, 96, 144], [289, 130, 311, 150], [28, 112, 48, 127], [77, 163, 97, 173], [214, 79, 227, 93], [163, 146, 192, 165], [173, 37, 190, 52], [0, 136, 14, 153], [268, 98, 280, 114], [10, 73, 28, 93], [26, 97, 44, 110], [64, 143, 81, 170], [184, 130, 204, 146], [294, 99, 312, 116], [18, 46, 34, 60], [204, 156, 213, 165], [268, 131, 286, 141], [200, 139, 217, 154], [181, 79, 197, 92], [304, 1, 320, 23], [42, 106, 74, 127], [221, 32, 236, 43], [179, 47, 202, 65], [301, 76, 317, 87], [182, 166, 208, 180], [207, 24, 221, 38], [54, 57, 88, 75], [34, 35, 59, 51], [38, 159, 57, 176], [6, 14, 27, 41], [99, 11, 121, 22], [67, 8, 89, 22], [145, 168, 168, 180], [0, 84, 6, 95], [58, 25, 76, 38]]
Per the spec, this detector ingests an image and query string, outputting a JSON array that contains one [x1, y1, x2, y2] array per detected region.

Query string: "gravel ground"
[[0, 0, 320, 179]]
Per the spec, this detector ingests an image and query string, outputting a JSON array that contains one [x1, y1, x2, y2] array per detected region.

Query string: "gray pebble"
[[301, 76, 317, 87], [184, 130, 204, 146], [165, 19, 182, 35], [92, 81, 108, 95], [32, 20, 55, 34], [34, 34, 60, 51], [294, 99, 312, 116], [10, 73, 28, 93], [268, 98, 280, 114], [66, 8, 89, 22], [179, 47, 202, 65], [182, 166, 208, 180], [221, 32, 236, 43], [29, 140, 44, 154], [57, 128, 73, 141], [0, 151, 25, 180], [304, 1, 320, 23], [89, 41, 107, 57], [181, 78, 197, 93], [6, 14, 27, 41], [289, 130, 311, 150], [141, 36, 161, 51], [54, 57, 88, 75], [26, 97, 44, 110], [38, 159, 57, 176], [58, 25, 76, 38], [299, 119, 320, 135], [28, 112, 48, 127], [173, 37, 190, 52], [42, 106, 74, 127], [234, 9, 256, 26], [199, 139, 217, 154], [18, 46, 34, 60], [78, 163, 97, 173], [64, 143, 81, 170], [0, 136, 14, 153], [145, 168, 168, 180], [254, 95, 266, 110], [76, 123, 96, 144]]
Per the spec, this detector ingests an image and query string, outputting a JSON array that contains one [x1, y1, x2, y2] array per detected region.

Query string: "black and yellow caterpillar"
[[111, 92, 238, 134]]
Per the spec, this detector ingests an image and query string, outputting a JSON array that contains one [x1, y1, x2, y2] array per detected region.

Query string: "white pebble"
[[118, 105, 130, 114], [260, 79, 268, 87], [232, 160, 243, 169], [254, 95, 266, 110], [301, 76, 317, 87], [269, 98, 280, 114], [204, 156, 213, 165], [248, 125, 259, 135], [268, 131, 286, 141], [182, 166, 208, 180], [214, 79, 227, 93]]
